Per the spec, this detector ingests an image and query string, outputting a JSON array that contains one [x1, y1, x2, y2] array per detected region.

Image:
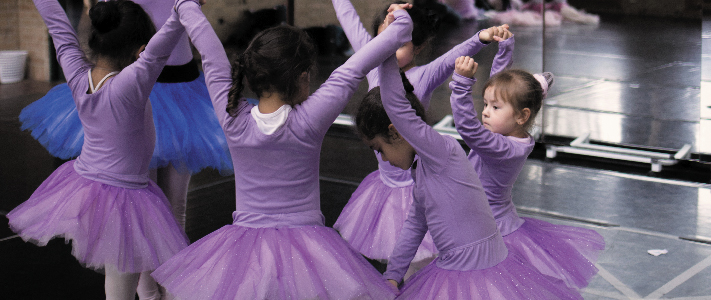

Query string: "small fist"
[[455, 56, 477, 78], [387, 3, 412, 13], [479, 24, 513, 43], [388, 279, 399, 289]]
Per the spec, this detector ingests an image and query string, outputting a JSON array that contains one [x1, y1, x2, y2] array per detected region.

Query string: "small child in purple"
[[6, 0, 188, 299], [151, 2, 413, 299], [354, 45, 582, 298], [449, 34, 605, 290], [332, 0, 511, 277]]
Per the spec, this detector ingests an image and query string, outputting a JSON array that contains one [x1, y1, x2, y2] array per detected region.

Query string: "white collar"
[[250, 104, 292, 135]]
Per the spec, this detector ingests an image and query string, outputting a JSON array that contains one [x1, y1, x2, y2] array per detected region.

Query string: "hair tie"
[[533, 72, 554, 99]]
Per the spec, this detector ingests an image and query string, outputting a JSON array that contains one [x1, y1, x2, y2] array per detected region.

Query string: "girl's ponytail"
[[227, 55, 246, 114]]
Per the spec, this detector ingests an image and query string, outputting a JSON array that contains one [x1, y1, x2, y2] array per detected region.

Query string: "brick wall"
[[0, 0, 20, 50], [18, 0, 50, 81]]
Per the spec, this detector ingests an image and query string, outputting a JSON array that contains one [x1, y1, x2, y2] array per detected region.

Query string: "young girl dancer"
[[332, 0, 509, 274], [357, 49, 581, 299], [449, 36, 605, 289], [151, 2, 413, 299], [18, 0, 232, 232], [7, 0, 188, 299]]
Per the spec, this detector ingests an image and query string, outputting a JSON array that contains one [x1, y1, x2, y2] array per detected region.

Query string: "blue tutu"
[[19, 73, 233, 174]]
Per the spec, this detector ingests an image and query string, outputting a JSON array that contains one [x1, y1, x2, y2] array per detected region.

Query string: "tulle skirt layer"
[[6, 161, 189, 273], [18, 73, 233, 174], [396, 246, 583, 300], [152, 224, 397, 300], [503, 217, 605, 289], [334, 170, 437, 263]]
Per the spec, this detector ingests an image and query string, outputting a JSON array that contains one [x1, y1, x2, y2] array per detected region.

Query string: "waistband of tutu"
[[157, 60, 199, 83], [232, 210, 325, 228], [494, 205, 525, 236], [436, 231, 508, 271], [73, 160, 149, 189]]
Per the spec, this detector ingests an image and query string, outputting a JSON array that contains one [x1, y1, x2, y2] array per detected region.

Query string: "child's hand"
[[388, 279, 399, 289], [383, 3, 412, 29], [479, 24, 511, 43], [455, 56, 478, 78], [388, 3, 412, 13]]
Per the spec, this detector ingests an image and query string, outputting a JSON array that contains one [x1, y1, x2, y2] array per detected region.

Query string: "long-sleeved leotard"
[[7, 0, 189, 275], [150, 3, 412, 299], [378, 54, 506, 283], [35, 0, 185, 187], [450, 36, 604, 290], [379, 50, 583, 300]]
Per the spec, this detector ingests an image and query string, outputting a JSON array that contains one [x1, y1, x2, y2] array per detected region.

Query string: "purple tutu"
[[334, 170, 437, 262], [152, 224, 398, 300], [397, 246, 583, 300], [6, 161, 189, 273], [502, 217, 605, 289]]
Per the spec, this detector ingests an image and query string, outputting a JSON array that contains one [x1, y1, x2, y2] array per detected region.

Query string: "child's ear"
[[516, 108, 531, 126], [387, 124, 401, 141], [134, 44, 147, 60]]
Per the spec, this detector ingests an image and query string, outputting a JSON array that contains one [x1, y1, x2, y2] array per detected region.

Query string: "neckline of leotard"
[[88, 69, 119, 93]]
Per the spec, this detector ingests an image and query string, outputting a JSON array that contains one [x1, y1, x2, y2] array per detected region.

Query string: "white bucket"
[[0, 50, 29, 84]]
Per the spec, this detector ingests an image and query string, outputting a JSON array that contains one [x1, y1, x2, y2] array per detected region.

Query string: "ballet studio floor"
[[2, 12, 711, 300]]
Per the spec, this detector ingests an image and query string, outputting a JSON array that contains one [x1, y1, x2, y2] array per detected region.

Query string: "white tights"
[[104, 267, 162, 300]]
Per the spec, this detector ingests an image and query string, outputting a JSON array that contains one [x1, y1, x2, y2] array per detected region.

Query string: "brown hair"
[[482, 69, 550, 133]]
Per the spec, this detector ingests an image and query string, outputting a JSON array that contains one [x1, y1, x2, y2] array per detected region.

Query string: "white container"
[[0, 50, 29, 84]]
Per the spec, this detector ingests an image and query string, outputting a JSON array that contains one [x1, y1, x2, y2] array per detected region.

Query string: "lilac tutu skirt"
[[397, 246, 582, 300], [334, 170, 437, 262], [152, 224, 398, 300], [503, 217, 605, 289], [6, 161, 189, 273]]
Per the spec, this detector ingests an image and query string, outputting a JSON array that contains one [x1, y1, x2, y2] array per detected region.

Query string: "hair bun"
[[533, 72, 554, 99], [90, 1, 121, 34]]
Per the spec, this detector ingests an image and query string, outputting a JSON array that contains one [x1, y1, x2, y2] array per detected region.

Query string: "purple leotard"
[[332, 0, 494, 262], [7, 0, 188, 273], [450, 36, 605, 290], [378, 48, 581, 300], [151, 3, 412, 299]]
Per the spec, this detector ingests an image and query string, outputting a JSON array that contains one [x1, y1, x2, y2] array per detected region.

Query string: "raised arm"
[[114, 9, 185, 108], [380, 54, 450, 172], [174, 0, 233, 123], [298, 8, 413, 138], [33, 0, 91, 86], [131, 0, 194, 65], [383, 194, 428, 283], [449, 73, 520, 161], [413, 30, 488, 109], [489, 36, 514, 77], [331, 0, 373, 52]]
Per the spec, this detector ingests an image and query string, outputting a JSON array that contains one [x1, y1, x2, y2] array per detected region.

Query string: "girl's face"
[[365, 128, 416, 170], [482, 86, 525, 137], [377, 23, 415, 69]]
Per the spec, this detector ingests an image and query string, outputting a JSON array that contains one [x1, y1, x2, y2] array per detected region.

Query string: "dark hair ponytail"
[[356, 73, 425, 141], [227, 25, 316, 113], [372, 1, 437, 47], [88, 0, 155, 70]]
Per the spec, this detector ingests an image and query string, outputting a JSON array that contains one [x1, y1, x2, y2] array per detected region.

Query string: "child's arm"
[[380, 54, 450, 172], [174, 0, 233, 125], [449, 56, 519, 160], [32, 0, 92, 88], [331, 0, 373, 52], [116, 9, 186, 108], [131, 0, 194, 66], [489, 33, 514, 77], [298, 8, 413, 138], [414, 25, 507, 109], [383, 192, 428, 284]]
